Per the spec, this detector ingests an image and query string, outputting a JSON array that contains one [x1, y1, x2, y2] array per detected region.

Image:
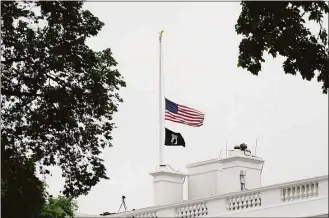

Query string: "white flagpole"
[[158, 30, 165, 167]]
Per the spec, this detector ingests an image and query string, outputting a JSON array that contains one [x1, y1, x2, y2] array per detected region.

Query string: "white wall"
[[187, 149, 264, 200], [90, 175, 328, 218], [150, 169, 185, 206]]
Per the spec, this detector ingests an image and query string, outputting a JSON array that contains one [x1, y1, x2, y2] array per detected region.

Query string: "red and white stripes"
[[165, 104, 205, 127]]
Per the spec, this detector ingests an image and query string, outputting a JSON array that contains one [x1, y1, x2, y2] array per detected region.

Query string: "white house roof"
[[76, 175, 328, 218]]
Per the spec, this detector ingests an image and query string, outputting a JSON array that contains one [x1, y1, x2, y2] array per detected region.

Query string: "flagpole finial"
[[159, 30, 164, 42]]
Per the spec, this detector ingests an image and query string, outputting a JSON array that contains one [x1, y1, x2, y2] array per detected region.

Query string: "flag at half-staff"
[[165, 128, 185, 147], [165, 98, 205, 127]]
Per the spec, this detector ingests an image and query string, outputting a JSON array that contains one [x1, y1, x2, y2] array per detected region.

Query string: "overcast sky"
[[44, 2, 328, 215]]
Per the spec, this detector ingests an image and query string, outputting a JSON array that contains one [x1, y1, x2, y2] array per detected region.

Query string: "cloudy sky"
[[44, 2, 328, 215]]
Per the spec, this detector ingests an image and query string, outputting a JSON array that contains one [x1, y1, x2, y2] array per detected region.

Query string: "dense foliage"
[[236, 1, 329, 94], [1, 1, 125, 206], [38, 195, 78, 218], [2, 147, 46, 218]]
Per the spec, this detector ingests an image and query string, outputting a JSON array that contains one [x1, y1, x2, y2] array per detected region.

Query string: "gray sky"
[[44, 2, 328, 215]]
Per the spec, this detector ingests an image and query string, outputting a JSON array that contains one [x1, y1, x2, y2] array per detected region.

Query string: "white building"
[[77, 144, 328, 218]]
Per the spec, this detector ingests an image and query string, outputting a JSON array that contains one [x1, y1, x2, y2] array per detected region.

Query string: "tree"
[[235, 1, 329, 94], [2, 146, 46, 218], [1, 0, 126, 201], [38, 195, 78, 218]]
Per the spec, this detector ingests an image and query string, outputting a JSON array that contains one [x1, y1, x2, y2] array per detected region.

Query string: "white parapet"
[[99, 175, 328, 218], [187, 145, 264, 200], [149, 166, 186, 206]]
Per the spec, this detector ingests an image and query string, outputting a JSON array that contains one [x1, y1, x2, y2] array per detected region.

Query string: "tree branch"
[[45, 74, 74, 90], [1, 57, 29, 65], [2, 90, 43, 97]]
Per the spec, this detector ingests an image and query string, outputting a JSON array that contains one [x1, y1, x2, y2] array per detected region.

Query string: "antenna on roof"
[[225, 141, 228, 157], [255, 138, 258, 156]]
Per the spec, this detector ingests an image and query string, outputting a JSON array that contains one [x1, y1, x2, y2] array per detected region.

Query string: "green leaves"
[[38, 196, 78, 218], [236, 1, 329, 94], [1, 0, 126, 202]]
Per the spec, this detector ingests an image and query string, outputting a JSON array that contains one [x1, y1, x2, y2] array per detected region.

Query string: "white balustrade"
[[176, 202, 208, 218], [126, 211, 157, 218], [98, 176, 327, 218], [226, 192, 262, 211], [281, 181, 319, 203]]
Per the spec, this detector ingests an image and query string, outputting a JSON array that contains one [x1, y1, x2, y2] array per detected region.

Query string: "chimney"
[[186, 143, 264, 200], [150, 166, 186, 206]]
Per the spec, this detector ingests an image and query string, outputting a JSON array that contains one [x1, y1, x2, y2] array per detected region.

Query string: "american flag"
[[165, 98, 205, 127]]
